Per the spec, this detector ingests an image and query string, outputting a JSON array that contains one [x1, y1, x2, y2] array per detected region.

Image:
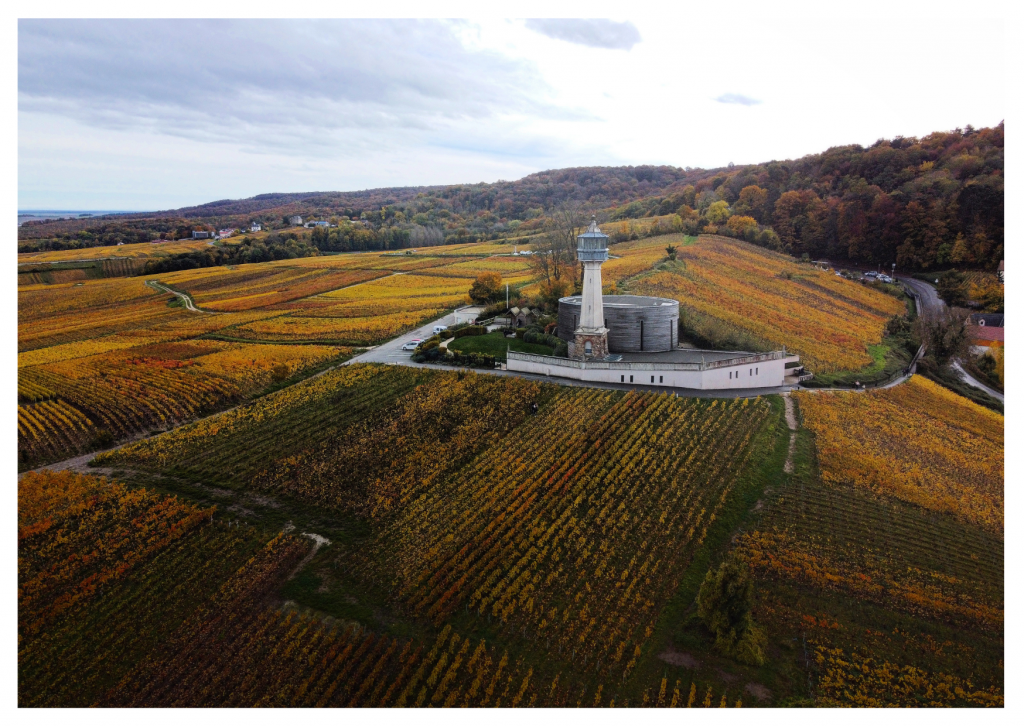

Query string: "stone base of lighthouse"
[[569, 328, 609, 360]]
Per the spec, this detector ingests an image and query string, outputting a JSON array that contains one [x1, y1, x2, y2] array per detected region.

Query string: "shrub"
[[452, 325, 487, 339], [270, 363, 291, 383]]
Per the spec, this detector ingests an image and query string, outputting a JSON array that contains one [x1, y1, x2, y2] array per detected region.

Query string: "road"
[[900, 275, 1003, 402]]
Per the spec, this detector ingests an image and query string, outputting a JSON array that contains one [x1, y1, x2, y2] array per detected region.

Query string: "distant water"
[[18, 210, 135, 226]]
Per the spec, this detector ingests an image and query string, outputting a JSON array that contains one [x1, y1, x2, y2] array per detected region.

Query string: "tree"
[[270, 363, 291, 383], [468, 272, 503, 304], [970, 278, 1004, 313], [725, 215, 757, 237], [665, 244, 678, 261], [734, 185, 769, 223], [539, 200, 589, 289], [916, 308, 971, 365], [705, 200, 731, 225], [936, 270, 968, 307], [696, 559, 766, 665]]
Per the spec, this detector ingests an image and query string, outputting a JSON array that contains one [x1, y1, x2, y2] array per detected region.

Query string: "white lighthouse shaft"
[[579, 260, 605, 331]]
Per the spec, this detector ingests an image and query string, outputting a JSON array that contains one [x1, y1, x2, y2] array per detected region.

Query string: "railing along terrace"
[[508, 349, 790, 371]]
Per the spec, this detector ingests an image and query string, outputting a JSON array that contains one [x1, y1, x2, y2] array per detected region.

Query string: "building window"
[[640, 320, 644, 351], [651, 375, 655, 383], [659, 376, 663, 383], [630, 375, 633, 383], [621, 375, 624, 382], [585, 341, 592, 354], [756, 367, 758, 375]]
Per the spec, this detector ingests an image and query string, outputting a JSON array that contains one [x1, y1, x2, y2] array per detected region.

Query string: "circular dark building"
[[558, 295, 679, 353]]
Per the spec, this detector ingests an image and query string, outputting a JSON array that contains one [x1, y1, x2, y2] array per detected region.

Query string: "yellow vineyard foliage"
[[814, 644, 1003, 707], [796, 376, 1003, 533]]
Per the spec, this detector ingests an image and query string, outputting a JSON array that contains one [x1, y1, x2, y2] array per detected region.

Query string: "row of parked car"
[[400, 324, 450, 351]]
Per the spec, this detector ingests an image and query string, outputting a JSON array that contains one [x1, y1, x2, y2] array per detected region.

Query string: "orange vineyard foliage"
[[18, 471, 212, 638], [632, 235, 904, 372]]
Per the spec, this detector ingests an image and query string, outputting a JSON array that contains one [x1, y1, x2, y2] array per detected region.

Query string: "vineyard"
[[630, 235, 905, 372], [22, 379, 773, 707], [20, 359, 1004, 707], [16, 245, 538, 468], [17, 238, 219, 263], [796, 375, 1004, 533], [727, 387, 1003, 706], [85, 366, 785, 702], [18, 338, 346, 469]]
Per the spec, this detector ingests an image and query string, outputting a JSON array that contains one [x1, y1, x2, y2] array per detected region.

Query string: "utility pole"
[[506, 284, 509, 309]]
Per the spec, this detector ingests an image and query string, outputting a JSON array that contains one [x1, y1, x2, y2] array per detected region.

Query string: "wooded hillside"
[[20, 124, 1002, 271]]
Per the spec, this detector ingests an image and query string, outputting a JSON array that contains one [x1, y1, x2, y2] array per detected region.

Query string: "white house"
[[288, 215, 303, 226], [250, 223, 262, 233]]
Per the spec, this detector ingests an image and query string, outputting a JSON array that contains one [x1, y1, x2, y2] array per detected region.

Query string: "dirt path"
[[288, 532, 332, 580], [783, 394, 799, 474], [146, 280, 216, 313]]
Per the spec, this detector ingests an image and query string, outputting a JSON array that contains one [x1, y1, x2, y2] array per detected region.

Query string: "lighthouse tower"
[[572, 218, 610, 359]]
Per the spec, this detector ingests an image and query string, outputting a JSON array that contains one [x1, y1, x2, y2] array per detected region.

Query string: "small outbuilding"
[[512, 306, 538, 328]]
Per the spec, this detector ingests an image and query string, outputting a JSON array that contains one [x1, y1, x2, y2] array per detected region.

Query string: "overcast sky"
[[18, 16, 1005, 211]]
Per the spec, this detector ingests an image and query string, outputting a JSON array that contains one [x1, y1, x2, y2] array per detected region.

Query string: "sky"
[[18, 15, 1006, 211]]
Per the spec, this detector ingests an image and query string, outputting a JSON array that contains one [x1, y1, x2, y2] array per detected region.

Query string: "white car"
[[432, 325, 449, 335], [401, 339, 422, 351]]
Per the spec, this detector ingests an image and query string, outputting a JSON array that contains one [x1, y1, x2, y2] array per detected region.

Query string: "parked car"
[[432, 325, 449, 335], [401, 339, 422, 351]]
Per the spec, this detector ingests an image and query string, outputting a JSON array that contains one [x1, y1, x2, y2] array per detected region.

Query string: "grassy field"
[[447, 330, 554, 361]]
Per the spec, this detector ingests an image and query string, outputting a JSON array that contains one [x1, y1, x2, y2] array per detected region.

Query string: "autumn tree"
[[469, 272, 503, 304], [916, 308, 971, 365], [725, 215, 757, 237], [535, 200, 589, 290], [936, 270, 968, 307], [705, 200, 731, 225], [733, 185, 769, 223]]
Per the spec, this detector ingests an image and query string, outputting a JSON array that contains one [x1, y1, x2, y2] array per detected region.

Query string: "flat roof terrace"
[[613, 349, 752, 364]]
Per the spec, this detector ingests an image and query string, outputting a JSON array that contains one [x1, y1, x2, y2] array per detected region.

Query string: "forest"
[[19, 124, 1003, 271]]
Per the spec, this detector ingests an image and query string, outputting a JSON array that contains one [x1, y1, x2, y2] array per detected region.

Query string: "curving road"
[[900, 276, 1003, 402]]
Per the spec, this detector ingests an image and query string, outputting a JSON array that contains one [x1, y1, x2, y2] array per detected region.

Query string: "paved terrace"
[[348, 312, 797, 399]]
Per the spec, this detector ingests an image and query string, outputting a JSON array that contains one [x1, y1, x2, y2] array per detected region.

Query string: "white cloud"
[[715, 94, 761, 107], [18, 15, 1005, 210], [524, 19, 641, 50]]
